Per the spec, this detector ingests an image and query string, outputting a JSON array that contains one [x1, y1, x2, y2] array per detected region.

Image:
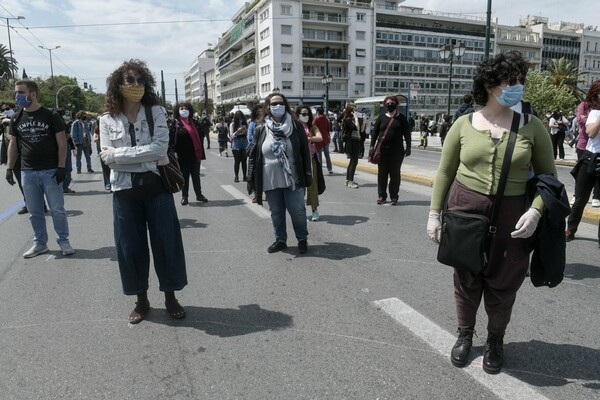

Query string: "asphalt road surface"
[[0, 144, 598, 400]]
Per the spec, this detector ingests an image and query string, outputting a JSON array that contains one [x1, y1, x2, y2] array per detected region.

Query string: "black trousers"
[[576, 148, 600, 199], [345, 140, 360, 181], [179, 157, 202, 198], [232, 149, 247, 179], [551, 131, 565, 159], [567, 154, 600, 239], [377, 151, 405, 200]]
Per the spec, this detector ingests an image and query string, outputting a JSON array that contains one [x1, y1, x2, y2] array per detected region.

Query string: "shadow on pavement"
[[65, 210, 84, 217], [318, 215, 369, 225], [395, 199, 431, 207], [148, 303, 293, 337], [281, 241, 370, 260], [60, 246, 117, 260], [189, 199, 244, 208], [67, 190, 109, 196], [563, 263, 600, 281], [179, 218, 208, 229], [502, 340, 600, 390]]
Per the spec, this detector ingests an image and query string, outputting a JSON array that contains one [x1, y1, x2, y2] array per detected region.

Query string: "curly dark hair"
[[260, 92, 293, 123], [295, 104, 314, 126], [104, 59, 160, 115], [250, 104, 262, 121], [472, 51, 526, 106], [173, 101, 195, 120]]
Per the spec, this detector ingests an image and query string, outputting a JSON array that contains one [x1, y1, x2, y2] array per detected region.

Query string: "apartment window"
[[281, 44, 293, 54], [261, 65, 271, 76], [282, 63, 293, 72], [261, 83, 271, 92], [355, 66, 365, 75], [356, 13, 366, 22], [259, 9, 270, 22], [356, 31, 366, 40], [260, 46, 270, 58], [282, 81, 293, 90], [281, 5, 292, 15], [356, 49, 366, 57], [281, 25, 292, 35], [260, 27, 270, 40], [355, 83, 365, 93]]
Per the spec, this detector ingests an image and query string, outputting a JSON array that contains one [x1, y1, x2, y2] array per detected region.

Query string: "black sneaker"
[[17, 206, 28, 215], [298, 240, 308, 254], [267, 241, 287, 253], [196, 194, 208, 202]]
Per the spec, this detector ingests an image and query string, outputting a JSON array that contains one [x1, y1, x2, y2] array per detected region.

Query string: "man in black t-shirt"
[[5, 79, 75, 258]]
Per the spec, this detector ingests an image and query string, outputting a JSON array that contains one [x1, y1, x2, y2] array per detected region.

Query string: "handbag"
[[144, 106, 185, 193], [368, 115, 395, 164], [314, 154, 326, 195], [437, 112, 520, 273]]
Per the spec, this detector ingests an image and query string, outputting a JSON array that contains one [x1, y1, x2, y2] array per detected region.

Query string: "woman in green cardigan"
[[427, 52, 556, 374]]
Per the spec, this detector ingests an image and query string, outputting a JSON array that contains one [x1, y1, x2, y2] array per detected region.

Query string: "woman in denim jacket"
[[99, 59, 187, 324]]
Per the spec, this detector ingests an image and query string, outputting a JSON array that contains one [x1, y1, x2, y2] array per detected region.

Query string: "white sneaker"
[[345, 180, 350, 187], [349, 181, 359, 189], [59, 241, 75, 256], [311, 211, 320, 221], [592, 199, 600, 208], [570, 197, 576, 206], [23, 244, 49, 259]]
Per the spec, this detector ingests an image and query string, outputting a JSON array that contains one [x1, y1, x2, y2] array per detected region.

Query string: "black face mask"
[[386, 104, 396, 112]]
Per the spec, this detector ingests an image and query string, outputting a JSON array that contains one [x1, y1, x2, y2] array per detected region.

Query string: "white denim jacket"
[[99, 105, 169, 191]]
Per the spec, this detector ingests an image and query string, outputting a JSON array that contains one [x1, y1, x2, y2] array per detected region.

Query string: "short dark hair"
[[463, 94, 473, 104], [316, 106, 324, 115], [472, 51, 526, 106], [15, 79, 39, 95]]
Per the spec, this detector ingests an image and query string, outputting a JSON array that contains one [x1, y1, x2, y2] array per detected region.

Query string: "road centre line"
[[220, 185, 270, 219], [373, 297, 550, 400]]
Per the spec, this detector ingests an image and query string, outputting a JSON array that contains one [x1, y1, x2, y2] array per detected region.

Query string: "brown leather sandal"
[[128, 300, 150, 324], [165, 299, 186, 319]]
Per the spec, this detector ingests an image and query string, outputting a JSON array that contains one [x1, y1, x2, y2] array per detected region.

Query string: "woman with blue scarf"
[[247, 93, 312, 254]]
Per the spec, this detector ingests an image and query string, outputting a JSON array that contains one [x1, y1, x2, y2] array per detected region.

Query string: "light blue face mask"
[[270, 104, 285, 118], [495, 83, 524, 107]]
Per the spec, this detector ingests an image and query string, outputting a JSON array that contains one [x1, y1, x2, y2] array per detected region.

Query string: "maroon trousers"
[[447, 181, 529, 335]]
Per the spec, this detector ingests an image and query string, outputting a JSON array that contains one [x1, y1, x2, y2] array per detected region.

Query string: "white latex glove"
[[427, 210, 442, 244], [511, 208, 542, 239], [100, 147, 116, 165]]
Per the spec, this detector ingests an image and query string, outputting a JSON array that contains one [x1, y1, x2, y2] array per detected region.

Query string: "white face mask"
[[270, 104, 285, 118], [299, 115, 309, 123], [179, 109, 190, 119]]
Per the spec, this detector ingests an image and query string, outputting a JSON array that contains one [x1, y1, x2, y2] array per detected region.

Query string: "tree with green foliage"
[[524, 71, 578, 118], [546, 58, 586, 99], [0, 43, 18, 79], [193, 98, 214, 116]]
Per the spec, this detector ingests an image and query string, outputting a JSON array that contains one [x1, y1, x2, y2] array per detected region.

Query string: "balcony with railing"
[[302, 31, 349, 44], [302, 12, 349, 25], [302, 47, 349, 61], [219, 59, 256, 81], [221, 75, 257, 93]]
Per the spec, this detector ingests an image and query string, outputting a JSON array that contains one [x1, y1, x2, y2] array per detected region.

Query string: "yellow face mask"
[[120, 85, 145, 102]]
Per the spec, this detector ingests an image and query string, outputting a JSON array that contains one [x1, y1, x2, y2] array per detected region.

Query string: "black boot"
[[450, 327, 475, 367], [483, 332, 504, 374]]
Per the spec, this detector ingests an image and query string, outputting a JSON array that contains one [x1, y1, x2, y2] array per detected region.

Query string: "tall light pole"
[[438, 40, 466, 118], [39, 45, 60, 108], [321, 60, 333, 115], [2, 15, 25, 77]]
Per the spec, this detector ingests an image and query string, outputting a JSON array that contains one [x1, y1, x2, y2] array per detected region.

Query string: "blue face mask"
[[495, 83, 524, 107], [15, 93, 32, 108]]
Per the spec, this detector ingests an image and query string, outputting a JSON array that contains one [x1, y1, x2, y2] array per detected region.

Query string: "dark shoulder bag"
[[437, 112, 520, 273], [144, 106, 184, 193], [369, 115, 395, 164]]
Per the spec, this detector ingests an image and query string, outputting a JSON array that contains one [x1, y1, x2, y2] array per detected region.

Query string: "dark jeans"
[[345, 140, 360, 181], [100, 158, 111, 188], [567, 154, 600, 239], [113, 190, 187, 295], [551, 131, 565, 159], [232, 148, 247, 179], [576, 148, 600, 199], [179, 157, 202, 198], [377, 151, 405, 200], [75, 145, 93, 171], [63, 147, 73, 190]]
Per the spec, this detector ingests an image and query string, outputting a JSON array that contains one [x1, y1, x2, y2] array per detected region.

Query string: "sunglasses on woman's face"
[[270, 102, 285, 106], [386, 102, 396, 106], [124, 75, 146, 86], [300, 112, 309, 116]]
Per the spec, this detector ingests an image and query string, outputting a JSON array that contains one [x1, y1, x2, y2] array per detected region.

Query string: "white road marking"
[[221, 185, 270, 219], [46, 254, 55, 261], [373, 297, 551, 400]]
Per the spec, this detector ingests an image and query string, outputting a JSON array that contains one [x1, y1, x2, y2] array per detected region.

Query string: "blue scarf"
[[265, 113, 294, 189]]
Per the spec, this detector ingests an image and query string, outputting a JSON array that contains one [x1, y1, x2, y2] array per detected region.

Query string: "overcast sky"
[[1, 0, 595, 104]]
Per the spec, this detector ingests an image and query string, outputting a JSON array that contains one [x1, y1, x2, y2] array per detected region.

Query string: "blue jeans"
[[113, 190, 187, 295], [75, 145, 92, 172], [21, 169, 70, 246], [63, 147, 73, 190], [317, 145, 332, 172], [265, 187, 308, 243]]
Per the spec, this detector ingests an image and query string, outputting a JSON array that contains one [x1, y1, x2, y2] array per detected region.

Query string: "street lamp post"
[[39, 45, 61, 108], [2, 15, 25, 76], [321, 61, 333, 115], [438, 40, 466, 118]]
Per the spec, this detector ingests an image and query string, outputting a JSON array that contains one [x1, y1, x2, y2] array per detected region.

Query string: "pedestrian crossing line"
[[220, 185, 270, 219], [373, 297, 551, 400]]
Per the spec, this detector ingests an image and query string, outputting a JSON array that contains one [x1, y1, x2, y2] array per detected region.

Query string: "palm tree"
[[0, 43, 18, 79], [546, 57, 586, 99]]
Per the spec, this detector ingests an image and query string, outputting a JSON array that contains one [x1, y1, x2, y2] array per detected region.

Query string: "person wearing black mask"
[[369, 95, 411, 205]]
